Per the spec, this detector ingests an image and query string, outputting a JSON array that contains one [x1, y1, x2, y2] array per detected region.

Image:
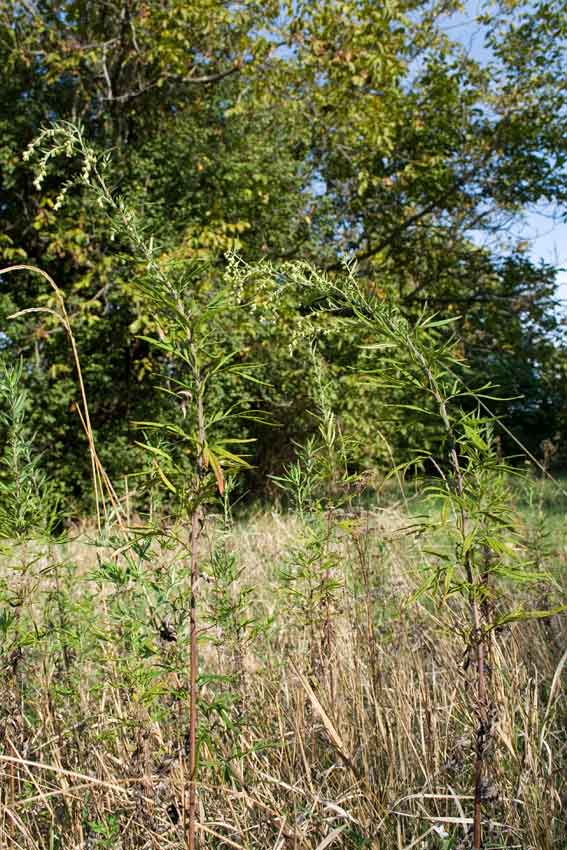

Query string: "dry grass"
[[0, 504, 566, 849]]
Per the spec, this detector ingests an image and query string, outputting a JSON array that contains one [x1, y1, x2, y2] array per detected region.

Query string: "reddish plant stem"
[[429, 364, 488, 850], [450, 445, 487, 850], [473, 634, 488, 849], [186, 351, 206, 850], [187, 504, 201, 850]]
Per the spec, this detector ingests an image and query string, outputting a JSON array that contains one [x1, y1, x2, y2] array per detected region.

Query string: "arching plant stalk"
[[0, 263, 122, 531]]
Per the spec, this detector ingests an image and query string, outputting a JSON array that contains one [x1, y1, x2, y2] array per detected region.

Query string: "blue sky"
[[521, 212, 567, 304]]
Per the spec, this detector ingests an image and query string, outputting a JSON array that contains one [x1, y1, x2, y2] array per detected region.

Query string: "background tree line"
[[2, 0, 567, 507]]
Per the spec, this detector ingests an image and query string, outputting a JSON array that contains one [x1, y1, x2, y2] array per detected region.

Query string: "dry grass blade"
[[315, 825, 347, 849], [197, 822, 246, 849], [12, 783, 98, 808], [291, 661, 353, 767], [540, 645, 567, 744], [401, 827, 435, 850], [0, 754, 137, 797]]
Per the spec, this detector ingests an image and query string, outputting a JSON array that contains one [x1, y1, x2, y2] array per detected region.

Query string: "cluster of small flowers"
[[22, 123, 100, 212]]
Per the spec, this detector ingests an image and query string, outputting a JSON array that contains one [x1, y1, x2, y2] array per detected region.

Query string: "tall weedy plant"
[[229, 257, 564, 848], [23, 122, 264, 849], [340, 276, 564, 848], [128, 267, 264, 849]]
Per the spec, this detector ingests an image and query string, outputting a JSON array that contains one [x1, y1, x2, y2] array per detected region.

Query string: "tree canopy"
[[2, 0, 567, 505]]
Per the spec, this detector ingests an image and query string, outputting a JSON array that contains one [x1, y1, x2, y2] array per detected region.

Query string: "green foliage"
[[3, 18, 567, 837], [0, 361, 60, 540], [1, 1, 567, 504]]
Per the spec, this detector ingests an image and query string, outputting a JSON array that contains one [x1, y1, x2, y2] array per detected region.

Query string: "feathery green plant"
[[24, 121, 268, 849], [227, 256, 566, 848]]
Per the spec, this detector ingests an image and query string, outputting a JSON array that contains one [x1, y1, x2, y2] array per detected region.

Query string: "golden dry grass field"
[[1, 485, 566, 850]]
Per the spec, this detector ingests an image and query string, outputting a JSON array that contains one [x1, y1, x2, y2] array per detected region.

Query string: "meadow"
[[1, 468, 566, 850], [1, 106, 567, 850]]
